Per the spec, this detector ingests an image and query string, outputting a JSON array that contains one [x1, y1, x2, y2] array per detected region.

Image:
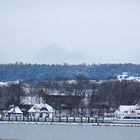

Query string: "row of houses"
[[1, 104, 140, 124], [3, 104, 55, 119], [3, 104, 140, 119]]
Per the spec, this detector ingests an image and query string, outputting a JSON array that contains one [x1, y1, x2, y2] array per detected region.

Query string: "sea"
[[0, 123, 139, 140]]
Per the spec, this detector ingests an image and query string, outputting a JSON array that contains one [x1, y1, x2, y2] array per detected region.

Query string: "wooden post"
[[66, 116, 68, 122], [95, 116, 97, 123], [73, 117, 75, 123], [88, 117, 90, 123], [59, 116, 61, 122], [16, 116, 17, 121], [81, 117, 82, 123], [27, 115, 29, 122]]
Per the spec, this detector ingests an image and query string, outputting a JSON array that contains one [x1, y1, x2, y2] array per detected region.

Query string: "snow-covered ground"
[[117, 72, 140, 82], [0, 121, 140, 127], [0, 80, 20, 87]]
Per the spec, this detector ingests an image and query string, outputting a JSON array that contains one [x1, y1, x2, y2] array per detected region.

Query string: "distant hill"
[[0, 63, 140, 82]]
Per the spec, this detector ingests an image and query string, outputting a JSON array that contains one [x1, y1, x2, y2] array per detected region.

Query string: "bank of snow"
[[0, 121, 140, 127]]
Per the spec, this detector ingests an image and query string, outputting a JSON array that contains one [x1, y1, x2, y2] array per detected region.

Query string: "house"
[[7, 105, 23, 117], [114, 104, 140, 115], [28, 104, 55, 119]]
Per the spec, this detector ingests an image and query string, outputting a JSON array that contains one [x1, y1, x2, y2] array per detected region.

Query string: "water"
[[0, 123, 140, 140]]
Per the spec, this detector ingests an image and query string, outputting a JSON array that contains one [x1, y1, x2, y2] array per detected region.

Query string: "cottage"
[[7, 105, 23, 117], [28, 104, 54, 119]]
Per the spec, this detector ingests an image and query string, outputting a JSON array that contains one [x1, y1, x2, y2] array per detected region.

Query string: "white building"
[[7, 105, 23, 117], [104, 104, 140, 120], [114, 104, 140, 116], [28, 104, 55, 119]]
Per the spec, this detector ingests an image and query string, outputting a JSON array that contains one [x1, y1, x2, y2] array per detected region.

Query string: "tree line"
[[0, 63, 140, 82]]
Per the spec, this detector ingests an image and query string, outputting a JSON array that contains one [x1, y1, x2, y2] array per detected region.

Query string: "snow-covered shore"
[[0, 121, 140, 127]]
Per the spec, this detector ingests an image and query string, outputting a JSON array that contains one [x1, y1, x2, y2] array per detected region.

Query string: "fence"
[[0, 116, 104, 123]]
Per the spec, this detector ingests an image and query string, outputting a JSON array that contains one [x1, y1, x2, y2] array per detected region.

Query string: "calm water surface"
[[0, 123, 139, 140]]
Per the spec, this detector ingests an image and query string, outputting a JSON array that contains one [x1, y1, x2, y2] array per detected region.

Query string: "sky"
[[0, 0, 140, 64]]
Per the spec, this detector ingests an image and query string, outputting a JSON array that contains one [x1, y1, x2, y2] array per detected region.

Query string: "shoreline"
[[0, 121, 140, 127]]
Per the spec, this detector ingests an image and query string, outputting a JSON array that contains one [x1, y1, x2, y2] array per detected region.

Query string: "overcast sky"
[[0, 0, 140, 64]]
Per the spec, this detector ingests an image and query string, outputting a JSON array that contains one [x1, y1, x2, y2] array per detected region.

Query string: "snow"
[[67, 80, 77, 84], [117, 72, 140, 82], [20, 96, 43, 105], [117, 72, 128, 81], [28, 104, 54, 113], [127, 76, 140, 82], [0, 80, 20, 87], [0, 82, 9, 86], [7, 106, 23, 114], [114, 105, 140, 114], [1, 121, 140, 127], [42, 89, 68, 96]]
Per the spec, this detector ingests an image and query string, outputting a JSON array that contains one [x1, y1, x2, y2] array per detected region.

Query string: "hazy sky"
[[0, 0, 140, 64]]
